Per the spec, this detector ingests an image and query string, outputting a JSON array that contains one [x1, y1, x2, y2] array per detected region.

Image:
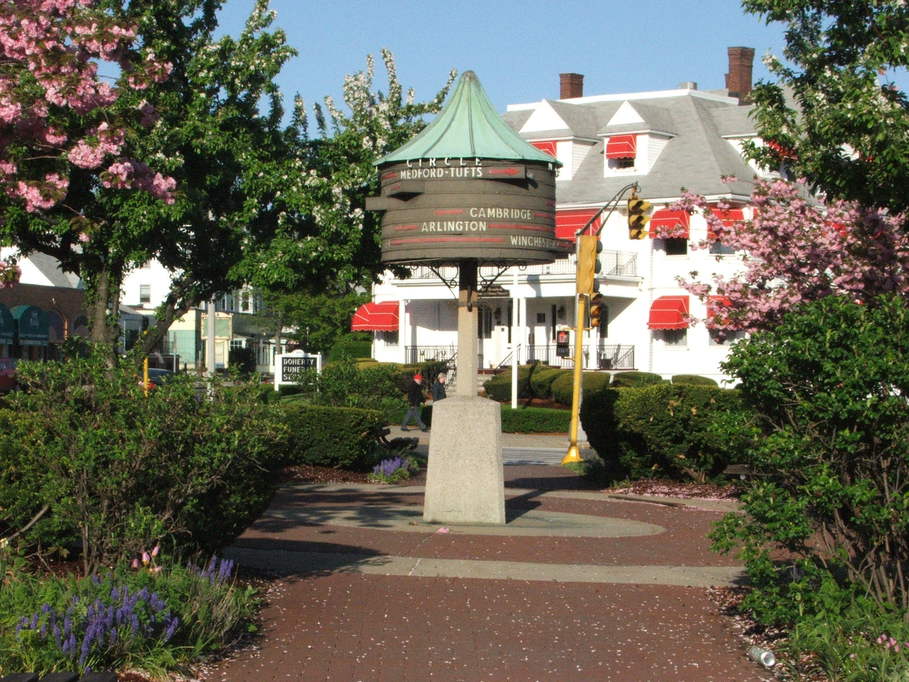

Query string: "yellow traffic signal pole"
[[563, 182, 642, 465]]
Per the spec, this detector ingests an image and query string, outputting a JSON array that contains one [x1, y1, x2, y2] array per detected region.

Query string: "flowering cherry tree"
[[672, 178, 909, 334], [0, 0, 174, 213]]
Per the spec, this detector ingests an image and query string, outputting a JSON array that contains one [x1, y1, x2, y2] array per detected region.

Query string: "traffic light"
[[576, 234, 602, 294], [627, 193, 652, 239], [589, 293, 605, 329], [556, 329, 570, 357]]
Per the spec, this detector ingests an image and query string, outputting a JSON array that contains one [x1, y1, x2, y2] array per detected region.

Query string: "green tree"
[[743, 0, 909, 214], [238, 50, 455, 293], [255, 289, 370, 356]]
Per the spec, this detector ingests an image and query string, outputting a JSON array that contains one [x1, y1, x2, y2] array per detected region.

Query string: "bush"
[[482, 363, 540, 402], [550, 371, 611, 406], [671, 374, 717, 386], [228, 345, 256, 375], [610, 371, 665, 387], [279, 403, 385, 469], [710, 295, 909, 629], [581, 385, 749, 482], [328, 336, 372, 362], [500, 406, 570, 433], [0, 350, 287, 573], [529, 367, 568, 400]]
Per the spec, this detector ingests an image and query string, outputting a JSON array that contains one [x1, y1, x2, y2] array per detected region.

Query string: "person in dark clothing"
[[401, 373, 428, 431], [431, 372, 447, 402]]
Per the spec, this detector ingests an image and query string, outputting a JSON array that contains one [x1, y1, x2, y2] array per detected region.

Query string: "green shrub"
[[671, 374, 717, 386], [328, 336, 372, 361], [529, 367, 568, 400], [500, 405, 570, 433], [581, 385, 749, 482], [0, 350, 287, 573], [710, 295, 909, 632], [279, 403, 385, 469], [482, 363, 540, 402], [0, 552, 258, 677], [550, 371, 612, 406], [610, 371, 665, 387]]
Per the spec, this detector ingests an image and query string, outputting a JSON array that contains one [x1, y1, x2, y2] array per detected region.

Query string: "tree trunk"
[[85, 263, 122, 363]]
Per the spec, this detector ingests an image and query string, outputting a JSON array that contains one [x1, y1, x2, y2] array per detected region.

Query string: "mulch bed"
[[276, 464, 372, 484], [606, 478, 741, 500]]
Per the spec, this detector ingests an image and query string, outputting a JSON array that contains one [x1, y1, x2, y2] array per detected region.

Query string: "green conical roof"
[[378, 71, 561, 166]]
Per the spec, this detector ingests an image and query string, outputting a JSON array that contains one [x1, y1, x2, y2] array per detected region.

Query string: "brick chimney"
[[559, 73, 584, 99], [725, 47, 755, 102]]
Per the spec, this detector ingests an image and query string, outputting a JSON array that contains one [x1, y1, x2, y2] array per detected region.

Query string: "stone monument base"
[[423, 395, 505, 525]]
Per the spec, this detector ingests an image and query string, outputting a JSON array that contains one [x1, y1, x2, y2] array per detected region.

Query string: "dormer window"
[[606, 134, 636, 170]]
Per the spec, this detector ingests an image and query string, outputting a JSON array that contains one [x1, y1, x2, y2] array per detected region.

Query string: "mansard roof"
[[378, 71, 560, 166], [505, 90, 758, 203]]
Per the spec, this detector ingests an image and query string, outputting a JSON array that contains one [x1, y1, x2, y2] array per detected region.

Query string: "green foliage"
[[711, 295, 909, 627], [671, 374, 717, 386], [581, 385, 749, 482], [328, 335, 373, 362], [0, 349, 286, 573], [279, 403, 385, 470], [482, 364, 537, 402], [0, 552, 258, 677], [609, 371, 665, 388], [316, 359, 407, 421], [367, 455, 421, 484], [529, 367, 568, 400], [550, 371, 612, 406], [500, 406, 570, 433], [742, 0, 909, 215]]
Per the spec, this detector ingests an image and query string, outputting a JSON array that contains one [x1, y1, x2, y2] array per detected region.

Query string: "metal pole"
[[206, 299, 216, 378], [563, 292, 586, 464], [511, 268, 518, 410]]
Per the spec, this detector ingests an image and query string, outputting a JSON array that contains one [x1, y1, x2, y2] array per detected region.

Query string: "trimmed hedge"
[[501, 405, 570, 433], [529, 367, 568, 400], [279, 403, 385, 469], [671, 374, 718, 386], [581, 384, 749, 482], [610, 371, 665, 387], [550, 371, 612, 406], [482, 363, 539, 401], [328, 337, 372, 361]]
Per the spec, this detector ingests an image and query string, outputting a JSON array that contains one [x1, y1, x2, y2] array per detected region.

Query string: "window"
[[378, 330, 399, 346], [608, 157, 635, 170], [139, 284, 151, 304], [653, 328, 687, 346], [664, 238, 688, 255], [709, 242, 737, 255], [709, 329, 746, 345]]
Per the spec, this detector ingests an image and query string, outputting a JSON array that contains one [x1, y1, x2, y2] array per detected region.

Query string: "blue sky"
[[217, 0, 906, 116]]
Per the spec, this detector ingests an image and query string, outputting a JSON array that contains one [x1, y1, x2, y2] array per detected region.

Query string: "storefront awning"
[[649, 209, 690, 238], [11, 305, 49, 345], [648, 295, 690, 330], [606, 134, 636, 159], [351, 301, 399, 331], [0, 304, 14, 344]]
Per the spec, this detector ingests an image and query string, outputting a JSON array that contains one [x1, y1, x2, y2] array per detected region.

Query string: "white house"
[[358, 48, 769, 385]]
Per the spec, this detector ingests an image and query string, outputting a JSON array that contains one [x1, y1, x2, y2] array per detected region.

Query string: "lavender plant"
[[368, 456, 419, 484]]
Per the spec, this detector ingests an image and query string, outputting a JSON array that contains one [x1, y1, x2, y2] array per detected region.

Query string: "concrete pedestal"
[[423, 395, 505, 525]]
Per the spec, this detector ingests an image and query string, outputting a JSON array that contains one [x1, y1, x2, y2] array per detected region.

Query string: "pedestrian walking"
[[431, 372, 447, 402], [401, 373, 428, 431]]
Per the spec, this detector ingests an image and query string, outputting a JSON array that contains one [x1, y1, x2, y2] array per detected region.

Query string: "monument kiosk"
[[367, 71, 565, 524]]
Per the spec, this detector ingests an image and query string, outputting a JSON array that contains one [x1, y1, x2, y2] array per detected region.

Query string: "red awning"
[[555, 209, 600, 240], [351, 301, 399, 331], [531, 140, 557, 157], [649, 209, 690, 238], [707, 207, 744, 239], [648, 295, 690, 330], [707, 295, 732, 322], [606, 134, 636, 159]]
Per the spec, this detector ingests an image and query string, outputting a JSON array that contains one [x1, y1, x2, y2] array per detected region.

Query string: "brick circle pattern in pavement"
[[202, 464, 774, 682]]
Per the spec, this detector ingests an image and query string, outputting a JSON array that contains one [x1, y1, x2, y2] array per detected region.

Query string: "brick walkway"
[[204, 463, 773, 682]]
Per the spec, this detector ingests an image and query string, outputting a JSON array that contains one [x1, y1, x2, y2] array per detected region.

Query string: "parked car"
[[145, 367, 175, 388]]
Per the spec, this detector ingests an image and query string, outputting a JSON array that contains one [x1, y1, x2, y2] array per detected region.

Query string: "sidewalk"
[[204, 439, 771, 681]]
